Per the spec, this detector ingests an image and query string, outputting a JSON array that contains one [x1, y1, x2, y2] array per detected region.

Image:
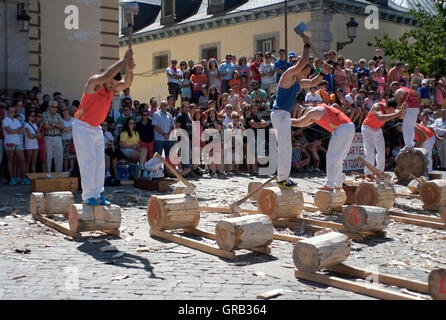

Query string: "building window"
[[254, 32, 280, 55], [153, 52, 169, 72], [200, 42, 221, 61], [161, 0, 176, 25]]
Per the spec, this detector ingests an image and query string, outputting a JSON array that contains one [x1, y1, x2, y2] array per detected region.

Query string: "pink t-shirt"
[[374, 76, 386, 93], [436, 87, 444, 106]]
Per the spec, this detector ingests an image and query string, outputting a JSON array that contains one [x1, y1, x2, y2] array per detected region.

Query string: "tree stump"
[[314, 190, 346, 213], [355, 182, 395, 209], [248, 181, 273, 202], [419, 179, 446, 211], [342, 205, 390, 233], [68, 204, 121, 232], [30, 192, 45, 217], [428, 269, 446, 300], [147, 194, 200, 231], [256, 187, 303, 219], [292, 232, 350, 272], [407, 177, 426, 194], [394, 148, 428, 182], [215, 214, 273, 251], [44, 191, 74, 217]]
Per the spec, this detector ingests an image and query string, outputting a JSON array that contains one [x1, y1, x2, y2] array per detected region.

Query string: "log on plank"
[[147, 194, 200, 231], [342, 205, 390, 233], [257, 187, 303, 219], [215, 214, 273, 251], [247, 181, 273, 202], [394, 148, 428, 182], [314, 190, 346, 213], [292, 232, 350, 272], [428, 269, 446, 300], [419, 179, 446, 211], [30, 192, 45, 217], [355, 182, 395, 209], [68, 204, 121, 233], [44, 191, 74, 217]]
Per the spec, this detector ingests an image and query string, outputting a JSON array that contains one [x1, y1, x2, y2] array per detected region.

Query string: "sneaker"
[[98, 193, 111, 206], [277, 179, 297, 188], [85, 197, 100, 206], [9, 178, 17, 185], [22, 177, 31, 185]]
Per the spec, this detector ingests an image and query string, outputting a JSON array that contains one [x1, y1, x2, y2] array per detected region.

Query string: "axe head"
[[184, 184, 196, 196], [294, 22, 308, 35], [229, 203, 241, 217]]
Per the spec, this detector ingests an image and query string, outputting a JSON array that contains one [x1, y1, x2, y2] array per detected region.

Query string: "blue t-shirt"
[[274, 59, 291, 83], [418, 86, 431, 99], [272, 81, 300, 114], [292, 149, 302, 163], [355, 67, 370, 77], [323, 74, 334, 94], [218, 62, 236, 81]]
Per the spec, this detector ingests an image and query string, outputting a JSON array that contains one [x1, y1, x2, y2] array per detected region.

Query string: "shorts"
[[420, 98, 430, 107], [120, 148, 135, 158], [4, 142, 24, 152]]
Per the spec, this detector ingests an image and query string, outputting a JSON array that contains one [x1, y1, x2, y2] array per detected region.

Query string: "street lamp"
[[17, 3, 31, 32], [336, 17, 358, 52]]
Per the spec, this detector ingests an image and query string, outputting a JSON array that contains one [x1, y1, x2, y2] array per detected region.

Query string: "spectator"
[[372, 48, 383, 62], [116, 102, 137, 133], [102, 121, 118, 178], [316, 81, 331, 104], [355, 59, 370, 77], [222, 104, 234, 129], [191, 108, 204, 176], [35, 111, 47, 172], [305, 87, 323, 105], [323, 64, 335, 94], [388, 62, 403, 84], [135, 108, 154, 162], [120, 88, 132, 108], [15, 101, 25, 125], [237, 56, 250, 83], [190, 65, 208, 103], [225, 111, 245, 174], [175, 101, 193, 177], [43, 100, 64, 172], [334, 62, 349, 93], [219, 54, 236, 93], [40, 94, 50, 112], [152, 100, 175, 170], [245, 104, 268, 176], [119, 117, 147, 165], [292, 140, 311, 172], [259, 52, 275, 98], [148, 97, 158, 118], [203, 107, 223, 176], [188, 60, 195, 75], [198, 85, 209, 111], [238, 88, 252, 106], [274, 48, 291, 83], [200, 59, 209, 77], [179, 61, 188, 73], [229, 70, 242, 96], [250, 80, 267, 111], [227, 89, 239, 110], [23, 109, 41, 174], [3, 105, 28, 184], [309, 139, 326, 172], [411, 66, 424, 87], [218, 93, 229, 112], [207, 58, 221, 93], [288, 51, 296, 64], [61, 107, 75, 172], [326, 50, 337, 66], [373, 66, 386, 95], [208, 86, 219, 106], [433, 109, 446, 169], [166, 58, 183, 101], [250, 52, 263, 86], [419, 79, 431, 108]]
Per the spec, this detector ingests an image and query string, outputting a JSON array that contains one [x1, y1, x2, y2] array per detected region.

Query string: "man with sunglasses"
[[275, 49, 291, 83], [73, 48, 135, 207], [218, 54, 236, 93]]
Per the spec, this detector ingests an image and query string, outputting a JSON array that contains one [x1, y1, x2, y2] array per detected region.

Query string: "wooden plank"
[[273, 233, 304, 242], [34, 214, 81, 239], [31, 177, 78, 193], [389, 215, 445, 230], [149, 229, 236, 259], [326, 264, 430, 294], [28, 172, 70, 179], [395, 192, 420, 199], [388, 209, 442, 223], [294, 269, 424, 300]]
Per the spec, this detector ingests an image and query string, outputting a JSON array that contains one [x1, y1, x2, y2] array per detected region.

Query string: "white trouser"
[[271, 110, 291, 181], [73, 119, 105, 201], [361, 125, 385, 175], [45, 136, 63, 172], [422, 136, 435, 173], [437, 137, 446, 168], [326, 123, 355, 189], [402, 108, 419, 148]]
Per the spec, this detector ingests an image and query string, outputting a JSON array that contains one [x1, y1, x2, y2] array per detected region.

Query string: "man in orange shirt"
[[316, 81, 331, 104], [388, 62, 403, 84], [73, 49, 135, 206]]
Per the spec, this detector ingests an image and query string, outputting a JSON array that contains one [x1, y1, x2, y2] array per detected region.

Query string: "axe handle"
[[295, 30, 323, 62], [356, 157, 386, 178], [127, 24, 133, 49], [153, 153, 194, 188], [232, 176, 277, 207]]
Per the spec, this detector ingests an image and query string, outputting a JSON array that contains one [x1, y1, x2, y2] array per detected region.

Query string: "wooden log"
[[314, 190, 346, 213], [342, 205, 390, 233], [354, 182, 395, 209], [292, 232, 350, 272], [428, 269, 446, 300], [68, 204, 121, 233], [342, 185, 358, 205], [257, 187, 303, 219], [247, 181, 273, 201], [215, 214, 273, 251], [30, 192, 45, 217], [394, 148, 428, 182], [419, 179, 446, 211], [147, 194, 200, 231], [44, 192, 74, 216]]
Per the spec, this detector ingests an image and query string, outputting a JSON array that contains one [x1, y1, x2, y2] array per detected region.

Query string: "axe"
[[122, 2, 139, 49], [294, 22, 323, 62], [355, 157, 392, 184]]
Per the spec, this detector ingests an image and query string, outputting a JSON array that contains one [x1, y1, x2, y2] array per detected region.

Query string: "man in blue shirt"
[[418, 79, 431, 107], [323, 65, 335, 94], [218, 53, 236, 93], [355, 59, 370, 77], [274, 49, 291, 83]]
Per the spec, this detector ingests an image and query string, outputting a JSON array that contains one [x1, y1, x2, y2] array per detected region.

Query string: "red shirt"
[[75, 85, 114, 127], [363, 103, 386, 129], [250, 62, 261, 81], [314, 104, 352, 133]]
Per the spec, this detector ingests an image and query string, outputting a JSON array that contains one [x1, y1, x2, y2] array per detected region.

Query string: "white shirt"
[[345, 94, 355, 105], [223, 115, 233, 129], [166, 67, 183, 84], [23, 122, 39, 150], [305, 93, 323, 103], [2, 117, 23, 145], [433, 118, 446, 137], [259, 62, 275, 85], [61, 117, 73, 140]]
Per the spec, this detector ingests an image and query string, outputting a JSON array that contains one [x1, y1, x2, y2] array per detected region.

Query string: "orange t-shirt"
[[314, 104, 351, 133], [414, 123, 434, 143], [317, 89, 330, 104], [363, 103, 386, 129], [190, 73, 208, 91], [75, 85, 114, 127], [229, 79, 241, 95]]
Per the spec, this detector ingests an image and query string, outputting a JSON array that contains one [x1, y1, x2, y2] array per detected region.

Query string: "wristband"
[[304, 44, 311, 49]]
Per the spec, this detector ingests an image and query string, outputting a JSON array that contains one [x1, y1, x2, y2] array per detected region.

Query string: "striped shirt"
[[42, 111, 62, 136]]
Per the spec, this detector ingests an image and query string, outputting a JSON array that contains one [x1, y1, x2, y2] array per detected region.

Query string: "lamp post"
[[17, 3, 31, 32], [336, 17, 358, 52]]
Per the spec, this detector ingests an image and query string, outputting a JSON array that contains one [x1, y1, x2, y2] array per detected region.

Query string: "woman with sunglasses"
[[119, 117, 147, 165], [24, 109, 41, 174], [207, 58, 221, 93], [237, 56, 251, 84]]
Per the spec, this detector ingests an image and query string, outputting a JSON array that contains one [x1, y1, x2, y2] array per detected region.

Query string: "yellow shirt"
[[120, 130, 140, 147]]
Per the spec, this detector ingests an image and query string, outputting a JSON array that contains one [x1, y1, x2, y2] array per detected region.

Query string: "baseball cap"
[[288, 51, 296, 58], [422, 79, 429, 85]]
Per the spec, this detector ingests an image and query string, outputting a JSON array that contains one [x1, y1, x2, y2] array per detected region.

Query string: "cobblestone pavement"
[[0, 171, 444, 300]]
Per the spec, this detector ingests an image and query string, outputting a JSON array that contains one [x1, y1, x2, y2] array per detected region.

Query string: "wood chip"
[[256, 289, 285, 299], [111, 274, 129, 281], [100, 245, 119, 252], [9, 275, 26, 280]]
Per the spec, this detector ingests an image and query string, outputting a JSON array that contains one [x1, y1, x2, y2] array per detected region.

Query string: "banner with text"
[[343, 133, 364, 171]]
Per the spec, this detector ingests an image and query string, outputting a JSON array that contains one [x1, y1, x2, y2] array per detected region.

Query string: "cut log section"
[[292, 232, 350, 272], [407, 176, 426, 194], [394, 148, 428, 182], [342, 205, 390, 233], [68, 204, 121, 233], [419, 179, 446, 211], [314, 190, 346, 213], [44, 191, 74, 216], [428, 269, 446, 300], [147, 194, 200, 231], [30, 192, 45, 217], [247, 181, 273, 201], [216, 214, 273, 251], [257, 187, 303, 219], [354, 182, 395, 209]]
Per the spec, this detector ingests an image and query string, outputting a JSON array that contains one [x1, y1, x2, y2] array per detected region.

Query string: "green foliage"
[[371, 0, 446, 77]]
